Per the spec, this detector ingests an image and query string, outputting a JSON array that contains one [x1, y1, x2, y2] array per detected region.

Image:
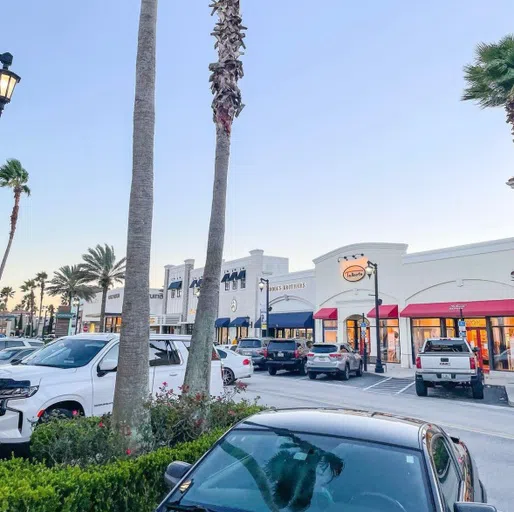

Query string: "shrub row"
[[0, 429, 223, 512]]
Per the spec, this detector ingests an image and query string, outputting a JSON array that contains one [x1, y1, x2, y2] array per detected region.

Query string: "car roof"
[[236, 408, 429, 450]]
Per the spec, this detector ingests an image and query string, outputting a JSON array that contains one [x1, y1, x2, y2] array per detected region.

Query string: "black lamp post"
[[258, 278, 270, 337], [0, 53, 21, 118], [365, 260, 384, 374]]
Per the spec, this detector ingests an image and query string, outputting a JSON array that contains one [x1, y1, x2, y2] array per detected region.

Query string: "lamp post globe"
[[365, 263, 374, 277], [0, 53, 21, 117], [258, 281, 265, 291]]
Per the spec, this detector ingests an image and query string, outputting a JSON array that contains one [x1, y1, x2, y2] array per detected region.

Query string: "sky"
[[1, 0, 514, 306]]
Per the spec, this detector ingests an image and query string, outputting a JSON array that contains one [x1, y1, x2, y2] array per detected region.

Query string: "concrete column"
[[181, 259, 195, 334]]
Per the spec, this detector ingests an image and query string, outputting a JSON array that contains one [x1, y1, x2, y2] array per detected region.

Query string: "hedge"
[[0, 429, 223, 512]]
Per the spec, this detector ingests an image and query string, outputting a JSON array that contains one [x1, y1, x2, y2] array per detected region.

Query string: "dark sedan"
[[157, 408, 498, 512]]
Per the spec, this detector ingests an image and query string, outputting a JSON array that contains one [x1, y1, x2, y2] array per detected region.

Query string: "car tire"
[[308, 371, 317, 380], [471, 379, 484, 399], [268, 367, 277, 376], [222, 368, 235, 386], [342, 364, 350, 381], [415, 379, 428, 397], [40, 407, 75, 422], [356, 362, 363, 377], [298, 360, 307, 376]]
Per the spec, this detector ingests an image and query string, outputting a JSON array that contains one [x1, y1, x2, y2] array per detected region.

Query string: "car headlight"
[[0, 386, 39, 399]]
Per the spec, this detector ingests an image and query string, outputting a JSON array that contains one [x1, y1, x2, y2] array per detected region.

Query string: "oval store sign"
[[343, 265, 366, 282]]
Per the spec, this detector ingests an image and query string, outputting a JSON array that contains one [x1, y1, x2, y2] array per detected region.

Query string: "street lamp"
[[259, 278, 270, 337], [507, 177, 514, 189], [0, 53, 21, 118], [365, 260, 384, 374]]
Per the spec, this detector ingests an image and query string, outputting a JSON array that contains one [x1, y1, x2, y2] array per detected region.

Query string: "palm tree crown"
[[81, 244, 126, 290], [0, 286, 15, 309], [47, 265, 98, 305], [0, 159, 31, 196], [463, 35, 514, 139]]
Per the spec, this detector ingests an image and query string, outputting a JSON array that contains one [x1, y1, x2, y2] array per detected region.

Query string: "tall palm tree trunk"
[[36, 285, 45, 336], [112, 0, 157, 438], [0, 189, 20, 283], [99, 286, 108, 333], [183, 127, 231, 396]]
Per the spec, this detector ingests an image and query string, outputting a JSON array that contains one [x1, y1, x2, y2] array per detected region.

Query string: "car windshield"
[[423, 339, 470, 353], [20, 337, 109, 369], [238, 339, 261, 349], [165, 428, 431, 512], [0, 349, 19, 360], [268, 341, 296, 351], [312, 345, 337, 354]]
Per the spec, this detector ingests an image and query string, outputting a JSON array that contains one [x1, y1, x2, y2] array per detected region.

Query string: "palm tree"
[[34, 271, 48, 335], [112, 0, 157, 437], [0, 159, 30, 282], [20, 279, 36, 336], [46, 265, 98, 305], [47, 304, 55, 335], [81, 244, 126, 332], [183, 0, 246, 396], [0, 286, 15, 310], [463, 35, 514, 139]]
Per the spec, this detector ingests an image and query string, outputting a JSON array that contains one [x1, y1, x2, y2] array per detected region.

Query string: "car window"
[[238, 339, 261, 349], [424, 340, 470, 353], [340, 345, 349, 353], [164, 429, 432, 512], [0, 349, 19, 360], [29, 342, 43, 347], [6, 340, 23, 348], [217, 349, 227, 359], [100, 343, 119, 369], [149, 340, 181, 366], [268, 340, 296, 351], [312, 345, 337, 354], [431, 436, 461, 511], [14, 349, 33, 360]]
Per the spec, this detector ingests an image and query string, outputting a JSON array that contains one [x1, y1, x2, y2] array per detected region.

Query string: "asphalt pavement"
[[242, 369, 514, 512]]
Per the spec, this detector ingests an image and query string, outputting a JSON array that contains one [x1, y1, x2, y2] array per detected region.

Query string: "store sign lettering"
[[150, 294, 163, 300], [108, 293, 121, 300], [342, 265, 366, 283], [269, 282, 306, 292]]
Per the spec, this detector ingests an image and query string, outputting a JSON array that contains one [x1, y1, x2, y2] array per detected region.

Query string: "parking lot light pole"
[[365, 260, 384, 374], [0, 53, 21, 118], [258, 278, 270, 337]]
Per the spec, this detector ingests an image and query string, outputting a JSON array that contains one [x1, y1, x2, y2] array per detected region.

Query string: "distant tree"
[[35, 271, 48, 335], [20, 279, 36, 336], [47, 304, 55, 335], [47, 265, 98, 306], [81, 244, 125, 333], [0, 286, 15, 309], [0, 159, 30, 282]]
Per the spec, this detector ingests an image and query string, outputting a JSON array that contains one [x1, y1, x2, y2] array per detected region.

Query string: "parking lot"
[[249, 368, 510, 407]]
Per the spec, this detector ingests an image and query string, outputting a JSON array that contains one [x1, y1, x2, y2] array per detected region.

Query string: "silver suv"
[[236, 338, 272, 370], [306, 343, 363, 380]]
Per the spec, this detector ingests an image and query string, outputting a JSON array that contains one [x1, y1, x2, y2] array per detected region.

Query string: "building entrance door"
[[346, 317, 370, 355], [466, 328, 490, 372]]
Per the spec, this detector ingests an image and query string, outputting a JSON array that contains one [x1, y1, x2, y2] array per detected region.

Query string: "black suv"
[[266, 339, 310, 376]]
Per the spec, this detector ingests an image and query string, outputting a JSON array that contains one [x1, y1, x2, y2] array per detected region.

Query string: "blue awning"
[[229, 317, 250, 327], [189, 279, 198, 289], [237, 269, 246, 280], [197, 279, 203, 287], [221, 273, 230, 283], [255, 312, 314, 329], [228, 272, 238, 282], [168, 281, 182, 290], [215, 317, 231, 328]]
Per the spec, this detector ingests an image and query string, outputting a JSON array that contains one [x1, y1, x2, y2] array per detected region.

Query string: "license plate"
[[277, 352, 284, 357], [442, 373, 451, 379], [317, 356, 328, 361]]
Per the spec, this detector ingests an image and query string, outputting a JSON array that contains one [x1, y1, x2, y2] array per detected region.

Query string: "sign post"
[[360, 315, 368, 372]]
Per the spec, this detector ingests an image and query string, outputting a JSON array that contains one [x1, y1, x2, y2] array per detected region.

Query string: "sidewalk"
[[364, 363, 514, 406]]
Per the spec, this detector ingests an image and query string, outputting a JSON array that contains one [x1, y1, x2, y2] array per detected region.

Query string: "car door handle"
[[168, 373, 178, 377]]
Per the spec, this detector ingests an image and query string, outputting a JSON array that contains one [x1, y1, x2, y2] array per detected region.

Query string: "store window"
[[491, 317, 514, 371], [241, 277, 246, 289], [177, 288, 182, 298], [232, 280, 238, 290], [324, 320, 338, 343], [411, 318, 441, 357], [379, 319, 401, 363], [170, 289, 176, 299], [225, 281, 230, 291], [445, 319, 456, 338]]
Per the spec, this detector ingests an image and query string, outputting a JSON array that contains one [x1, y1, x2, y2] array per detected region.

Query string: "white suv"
[[0, 333, 224, 447]]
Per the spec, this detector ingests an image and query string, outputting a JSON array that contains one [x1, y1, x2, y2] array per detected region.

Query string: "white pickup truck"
[[415, 337, 484, 399], [0, 333, 224, 449]]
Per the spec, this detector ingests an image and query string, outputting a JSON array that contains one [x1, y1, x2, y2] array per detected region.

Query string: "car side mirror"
[[97, 360, 117, 377], [11, 358, 22, 365], [164, 461, 192, 489], [454, 503, 498, 512]]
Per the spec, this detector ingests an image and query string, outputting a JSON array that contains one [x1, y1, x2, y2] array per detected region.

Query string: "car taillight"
[[329, 353, 342, 359], [243, 358, 250, 366], [415, 356, 422, 369], [294, 350, 299, 358], [469, 357, 476, 370], [262, 349, 268, 358], [307, 352, 315, 358]]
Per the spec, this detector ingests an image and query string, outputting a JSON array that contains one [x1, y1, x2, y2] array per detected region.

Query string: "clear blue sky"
[[1, 0, 514, 299]]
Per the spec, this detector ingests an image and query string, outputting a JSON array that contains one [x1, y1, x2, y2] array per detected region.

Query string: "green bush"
[[0, 430, 223, 512]]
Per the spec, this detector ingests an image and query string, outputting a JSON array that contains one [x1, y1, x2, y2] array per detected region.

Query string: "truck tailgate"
[[419, 353, 472, 371]]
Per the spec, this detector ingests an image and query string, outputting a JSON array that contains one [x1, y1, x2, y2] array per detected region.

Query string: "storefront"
[[313, 238, 514, 372]]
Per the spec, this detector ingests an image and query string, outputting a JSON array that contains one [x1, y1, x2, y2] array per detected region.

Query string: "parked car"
[[0, 347, 40, 366], [0, 333, 224, 449], [265, 338, 310, 376], [415, 337, 484, 399], [218, 344, 238, 352], [0, 337, 43, 350], [216, 347, 253, 385], [157, 408, 495, 512], [306, 342, 363, 380], [235, 337, 272, 369]]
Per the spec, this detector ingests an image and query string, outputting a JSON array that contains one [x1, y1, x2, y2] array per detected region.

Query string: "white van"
[[0, 333, 224, 447]]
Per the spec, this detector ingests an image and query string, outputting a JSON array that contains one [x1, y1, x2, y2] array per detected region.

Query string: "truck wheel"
[[308, 372, 317, 380], [342, 364, 350, 381], [356, 362, 363, 377], [471, 379, 484, 399], [268, 367, 277, 376], [415, 379, 428, 397]]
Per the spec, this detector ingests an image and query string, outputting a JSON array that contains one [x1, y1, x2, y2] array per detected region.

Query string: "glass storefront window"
[[379, 319, 400, 363], [324, 320, 338, 343], [411, 318, 441, 357], [491, 317, 514, 371], [445, 319, 456, 338]]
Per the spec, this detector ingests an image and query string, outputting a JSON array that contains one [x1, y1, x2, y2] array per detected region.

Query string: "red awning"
[[313, 308, 338, 320], [400, 299, 514, 318], [367, 305, 399, 319]]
